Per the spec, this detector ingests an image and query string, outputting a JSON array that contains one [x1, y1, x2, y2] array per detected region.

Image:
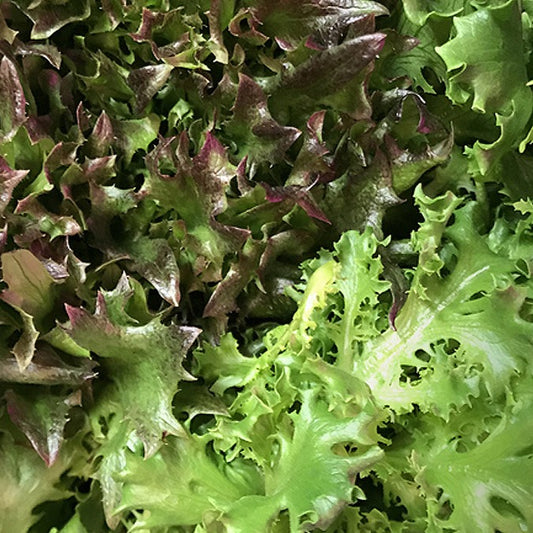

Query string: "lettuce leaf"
[[0, 0, 532, 531]]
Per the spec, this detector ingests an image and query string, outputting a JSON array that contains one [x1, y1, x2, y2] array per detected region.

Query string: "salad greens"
[[0, 0, 532, 531]]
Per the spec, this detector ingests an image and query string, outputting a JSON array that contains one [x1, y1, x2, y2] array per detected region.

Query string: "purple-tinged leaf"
[[27, 240, 70, 282], [278, 33, 386, 98], [386, 133, 454, 193], [145, 134, 177, 180], [126, 238, 181, 307], [210, 218, 251, 249], [152, 33, 192, 63], [203, 240, 263, 319], [0, 344, 96, 385], [13, 39, 61, 69], [249, 0, 388, 50], [228, 74, 301, 166], [306, 11, 378, 50], [87, 182, 139, 241], [372, 29, 430, 91], [376, 89, 441, 134], [11, 307, 39, 371], [289, 111, 335, 185], [0, 156, 28, 216], [12, 0, 90, 39], [130, 8, 163, 43], [1, 249, 58, 321], [96, 272, 154, 327], [263, 182, 331, 224], [156, 36, 208, 70], [128, 64, 173, 113], [5, 388, 77, 466], [76, 50, 134, 106], [322, 60, 376, 119], [306, 111, 327, 149], [0, 56, 26, 143], [323, 150, 401, 234], [129, 7, 197, 65], [16, 196, 82, 241], [258, 229, 317, 283], [191, 131, 234, 215], [207, 0, 235, 63], [39, 67, 61, 92], [75, 102, 91, 133], [65, 290, 201, 456], [101, 0, 126, 30], [23, 68, 72, 137], [81, 155, 117, 185], [110, 114, 160, 164], [25, 115, 53, 143], [144, 132, 249, 279], [44, 142, 79, 183], [87, 111, 113, 157], [236, 156, 252, 194], [229, 8, 269, 44], [88, 181, 181, 306], [41, 324, 92, 359], [0, 424, 74, 531], [380, 252, 409, 330]]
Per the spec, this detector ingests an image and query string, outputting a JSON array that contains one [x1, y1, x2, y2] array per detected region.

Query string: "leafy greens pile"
[[1, 0, 533, 531]]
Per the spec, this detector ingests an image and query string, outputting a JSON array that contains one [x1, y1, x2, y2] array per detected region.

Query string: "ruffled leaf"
[[359, 190, 533, 413], [65, 278, 200, 456], [223, 391, 384, 532], [416, 384, 533, 532]]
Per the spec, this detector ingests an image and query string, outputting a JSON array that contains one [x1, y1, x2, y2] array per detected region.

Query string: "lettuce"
[[104, 190, 533, 531], [0, 0, 532, 532]]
